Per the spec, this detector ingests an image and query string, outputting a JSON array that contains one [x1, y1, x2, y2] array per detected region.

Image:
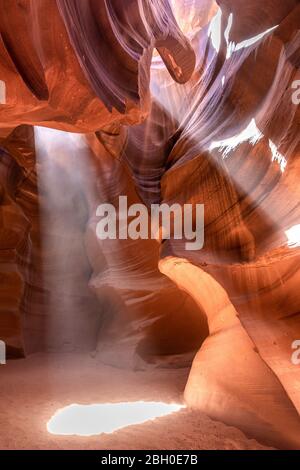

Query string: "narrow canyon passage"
[[0, 0, 299, 452]]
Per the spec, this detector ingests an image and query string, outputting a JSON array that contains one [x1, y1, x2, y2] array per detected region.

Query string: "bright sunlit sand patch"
[[47, 401, 184, 436], [285, 225, 300, 248]]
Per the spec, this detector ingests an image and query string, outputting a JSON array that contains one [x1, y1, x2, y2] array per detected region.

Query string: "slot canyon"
[[0, 0, 300, 451]]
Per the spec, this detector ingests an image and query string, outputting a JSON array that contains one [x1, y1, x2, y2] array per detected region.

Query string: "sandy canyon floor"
[[0, 353, 272, 450]]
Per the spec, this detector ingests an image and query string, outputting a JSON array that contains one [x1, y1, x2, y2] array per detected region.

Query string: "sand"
[[0, 353, 271, 450]]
